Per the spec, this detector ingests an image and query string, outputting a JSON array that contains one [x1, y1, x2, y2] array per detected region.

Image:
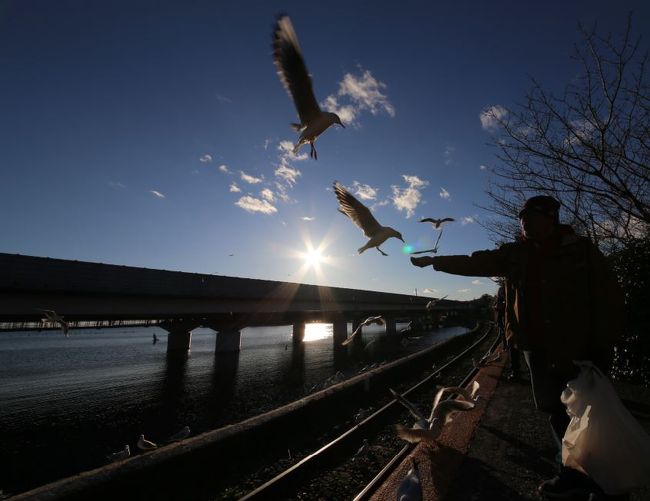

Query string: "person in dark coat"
[[411, 195, 625, 499]]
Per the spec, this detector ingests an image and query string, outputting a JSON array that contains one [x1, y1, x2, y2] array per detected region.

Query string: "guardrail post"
[[384, 316, 397, 336], [215, 329, 241, 353], [292, 321, 305, 345], [163, 322, 194, 353]]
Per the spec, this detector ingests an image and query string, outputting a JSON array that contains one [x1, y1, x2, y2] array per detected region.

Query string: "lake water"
[[0, 323, 468, 495]]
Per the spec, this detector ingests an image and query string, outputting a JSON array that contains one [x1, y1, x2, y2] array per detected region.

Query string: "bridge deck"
[[372, 352, 650, 500]]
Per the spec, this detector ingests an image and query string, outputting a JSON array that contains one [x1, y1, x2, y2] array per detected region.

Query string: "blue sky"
[[1, 1, 648, 299]]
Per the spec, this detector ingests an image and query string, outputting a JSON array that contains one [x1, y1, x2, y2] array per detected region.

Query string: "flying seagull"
[[425, 295, 448, 311], [396, 458, 422, 501], [419, 217, 455, 229], [341, 315, 385, 346], [272, 14, 344, 160], [137, 434, 158, 451], [390, 385, 476, 443], [106, 444, 130, 463], [333, 181, 404, 256], [39, 309, 70, 336]]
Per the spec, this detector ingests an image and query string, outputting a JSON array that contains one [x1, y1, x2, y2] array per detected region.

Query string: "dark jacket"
[[432, 226, 625, 373]]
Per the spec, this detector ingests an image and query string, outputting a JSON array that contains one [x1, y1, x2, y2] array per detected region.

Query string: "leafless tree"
[[481, 15, 650, 251]]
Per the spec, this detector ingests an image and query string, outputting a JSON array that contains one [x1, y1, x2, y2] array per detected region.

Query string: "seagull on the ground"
[[432, 381, 481, 409], [473, 350, 502, 368], [425, 295, 448, 311], [272, 15, 344, 160], [390, 385, 476, 443], [396, 457, 422, 501], [106, 444, 130, 463], [166, 426, 191, 443], [333, 181, 405, 256], [341, 315, 385, 346], [419, 217, 455, 229], [39, 309, 70, 336], [137, 434, 158, 451]]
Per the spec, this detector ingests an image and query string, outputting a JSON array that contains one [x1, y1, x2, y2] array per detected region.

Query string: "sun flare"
[[303, 249, 323, 268]]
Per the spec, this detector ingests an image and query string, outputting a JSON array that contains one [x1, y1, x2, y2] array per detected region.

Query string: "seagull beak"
[[339, 123, 345, 128], [400, 237, 405, 243]]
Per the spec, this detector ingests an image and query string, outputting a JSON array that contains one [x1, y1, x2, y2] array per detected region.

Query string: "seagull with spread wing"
[[419, 217, 455, 229], [333, 181, 404, 256], [425, 295, 448, 311], [39, 309, 70, 336], [272, 15, 344, 160], [341, 315, 385, 346]]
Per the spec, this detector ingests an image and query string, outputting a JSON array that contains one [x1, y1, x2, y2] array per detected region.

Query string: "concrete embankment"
[[12, 324, 487, 501]]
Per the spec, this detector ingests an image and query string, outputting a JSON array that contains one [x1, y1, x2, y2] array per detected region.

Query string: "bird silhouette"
[[396, 457, 422, 501], [166, 426, 191, 443], [39, 309, 70, 336], [137, 434, 158, 451], [341, 315, 385, 346], [333, 181, 404, 256], [425, 295, 448, 311], [419, 217, 455, 229], [272, 15, 344, 160], [106, 444, 130, 463]]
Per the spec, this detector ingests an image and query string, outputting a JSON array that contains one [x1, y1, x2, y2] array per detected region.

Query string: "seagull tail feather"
[[290, 122, 304, 131], [395, 424, 435, 443]]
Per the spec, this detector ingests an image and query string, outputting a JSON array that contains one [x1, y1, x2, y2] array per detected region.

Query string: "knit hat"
[[518, 195, 560, 222]]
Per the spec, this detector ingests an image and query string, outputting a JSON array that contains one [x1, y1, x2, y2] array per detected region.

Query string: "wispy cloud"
[[240, 171, 263, 184], [322, 68, 395, 126], [471, 279, 484, 285], [278, 140, 308, 162], [274, 165, 301, 187], [479, 164, 488, 171], [423, 288, 439, 294], [108, 181, 126, 190], [443, 145, 455, 165], [150, 190, 165, 198], [235, 195, 277, 214], [199, 154, 212, 163], [219, 164, 230, 173], [353, 181, 378, 201], [461, 216, 475, 225], [480, 104, 508, 131], [439, 187, 451, 200], [260, 188, 275, 202], [301, 216, 315, 221], [229, 182, 241, 193], [457, 288, 472, 293], [392, 175, 429, 218], [263, 138, 271, 150], [216, 94, 232, 104]]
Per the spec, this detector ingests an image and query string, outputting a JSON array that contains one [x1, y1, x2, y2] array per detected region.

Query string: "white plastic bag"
[[561, 360, 650, 495]]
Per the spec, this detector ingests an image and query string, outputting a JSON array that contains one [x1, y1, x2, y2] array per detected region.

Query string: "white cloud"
[[229, 182, 241, 193], [352, 181, 378, 201], [263, 138, 271, 150], [370, 199, 390, 211], [439, 187, 451, 200], [480, 105, 508, 131], [391, 175, 429, 218], [274, 165, 302, 187], [457, 288, 472, 293], [278, 140, 309, 162], [321, 68, 394, 126], [240, 171, 263, 184], [423, 288, 439, 294], [219, 164, 230, 173], [301, 216, 315, 221], [235, 195, 277, 214], [216, 94, 232, 103], [471, 279, 484, 285], [461, 216, 475, 225], [150, 190, 165, 198], [108, 181, 126, 189], [199, 154, 212, 163], [479, 165, 488, 171], [260, 188, 275, 202]]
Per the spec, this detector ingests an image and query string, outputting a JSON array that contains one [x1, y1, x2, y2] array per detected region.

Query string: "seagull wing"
[[341, 324, 361, 346], [441, 217, 455, 223], [333, 182, 382, 238], [389, 389, 428, 425], [431, 399, 475, 424], [395, 424, 437, 444], [272, 15, 321, 126], [419, 218, 437, 224]]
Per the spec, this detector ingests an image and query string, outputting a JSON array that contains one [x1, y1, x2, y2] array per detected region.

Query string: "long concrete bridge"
[[0, 253, 476, 353]]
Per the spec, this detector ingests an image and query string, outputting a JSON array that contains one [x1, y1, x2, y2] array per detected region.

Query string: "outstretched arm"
[[410, 247, 508, 277]]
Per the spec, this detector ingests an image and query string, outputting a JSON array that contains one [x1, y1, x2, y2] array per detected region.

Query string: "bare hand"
[[410, 256, 435, 268]]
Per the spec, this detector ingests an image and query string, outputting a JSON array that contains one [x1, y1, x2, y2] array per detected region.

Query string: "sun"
[[303, 248, 324, 268]]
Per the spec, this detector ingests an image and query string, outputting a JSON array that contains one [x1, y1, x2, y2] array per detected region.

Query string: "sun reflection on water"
[[303, 323, 331, 342]]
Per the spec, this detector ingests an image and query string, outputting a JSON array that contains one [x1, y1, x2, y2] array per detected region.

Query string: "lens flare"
[[402, 244, 413, 254]]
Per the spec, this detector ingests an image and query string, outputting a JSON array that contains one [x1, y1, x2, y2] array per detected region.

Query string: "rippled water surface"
[[0, 323, 468, 494]]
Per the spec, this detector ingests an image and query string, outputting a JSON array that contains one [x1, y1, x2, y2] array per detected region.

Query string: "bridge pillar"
[[331, 318, 348, 347], [384, 316, 397, 336], [167, 328, 192, 353], [215, 329, 241, 353], [292, 321, 305, 345]]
